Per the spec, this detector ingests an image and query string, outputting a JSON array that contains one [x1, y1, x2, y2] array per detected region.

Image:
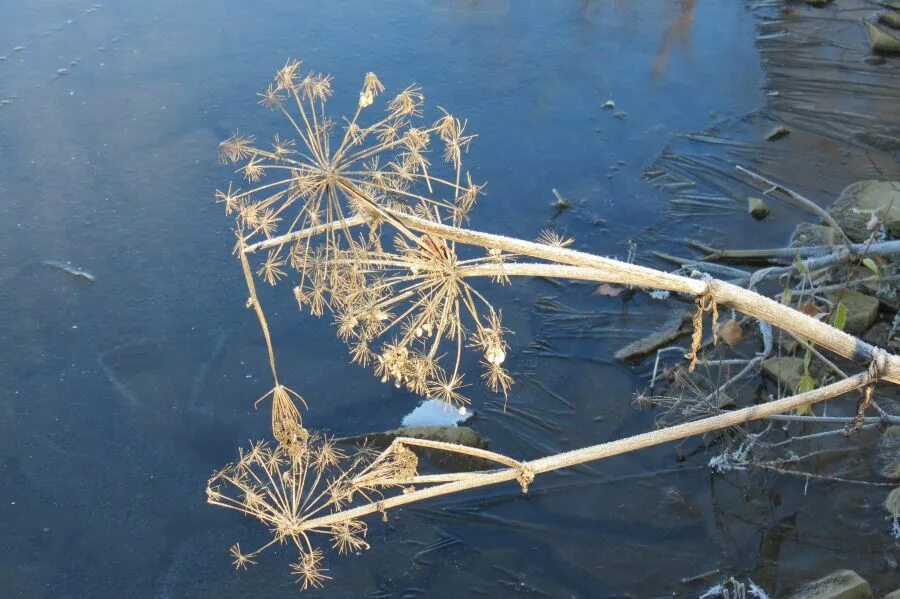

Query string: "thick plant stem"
[[245, 209, 900, 383], [302, 370, 874, 531]]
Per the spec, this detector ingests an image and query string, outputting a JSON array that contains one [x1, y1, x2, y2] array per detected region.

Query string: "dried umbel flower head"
[[208, 436, 420, 590], [218, 59, 519, 403]]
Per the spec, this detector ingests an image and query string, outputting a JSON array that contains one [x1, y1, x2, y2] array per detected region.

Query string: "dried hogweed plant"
[[208, 422, 547, 587], [218, 60, 588, 405], [220, 59, 900, 408], [211, 59, 900, 591]]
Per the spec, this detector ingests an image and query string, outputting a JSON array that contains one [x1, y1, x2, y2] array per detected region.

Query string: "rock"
[[394, 425, 483, 446], [779, 333, 800, 354], [883, 591, 900, 599], [863, 54, 887, 65], [879, 10, 900, 29], [402, 398, 472, 427], [748, 196, 770, 220], [550, 188, 571, 216], [876, 426, 900, 480], [864, 20, 900, 53], [827, 180, 900, 241], [791, 223, 836, 247], [761, 356, 806, 392], [602, 100, 615, 110], [337, 426, 487, 471], [337, 425, 484, 448], [826, 289, 878, 335], [767, 125, 791, 141], [785, 570, 873, 599], [804, 0, 833, 6], [863, 321, 894, 348], [885, 486, 900, 517]]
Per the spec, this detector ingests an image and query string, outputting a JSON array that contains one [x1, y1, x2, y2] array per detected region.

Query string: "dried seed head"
[[292, 548, 330, 590], [219, 133, 255, 164]]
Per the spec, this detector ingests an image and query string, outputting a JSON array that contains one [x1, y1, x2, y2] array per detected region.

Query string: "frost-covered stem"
[[697, 239, 900, 262], [244, 215, 369, 254], [300, 370, 874, 531], [241, 209, 900, 383], [767, 413, 900, 425]]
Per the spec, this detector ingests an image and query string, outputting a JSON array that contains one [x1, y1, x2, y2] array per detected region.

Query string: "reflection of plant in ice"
[[218, 59, 515, 403], [207, 436, 418, 589]]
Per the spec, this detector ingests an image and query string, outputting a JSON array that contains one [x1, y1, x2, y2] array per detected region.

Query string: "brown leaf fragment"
[[718, 319, 743, 347], [594, 283, 623, 297], [797, 302, 823, 317]]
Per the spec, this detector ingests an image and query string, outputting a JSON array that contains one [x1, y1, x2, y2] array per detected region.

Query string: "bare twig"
[[735, 166, 853, 247], [298, 370, 876, 532]]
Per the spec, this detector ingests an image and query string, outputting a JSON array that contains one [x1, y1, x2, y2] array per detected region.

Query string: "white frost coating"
[[747, 579, 770, 599], [700, 584, 725, 599], [700, 577, 769, 599], [708, 450, 750, 474], [757, 319, 773, 356]]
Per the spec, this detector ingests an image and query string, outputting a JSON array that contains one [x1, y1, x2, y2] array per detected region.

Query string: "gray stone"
[[767, 125, 791, 141], [337, 425, 484, 448], [402, 399, 472, 427], [761, 356, 806, 392], [399, 426, 479, 445], [876, 426, 900, 480], [827, 180, 900, 242], [338, 425, 487, 471], [865, 20, 900, 53], [791, 223, 836, 247], [779, 333, 800, 354], [883, 590, 900, 599], [748, 196, 770, 220], [785, 570, 873, 599], [885, 486, 900, 517], [826, 289, 879, 335], [863, 321, 893, 349], [879, 10, 900, 29]]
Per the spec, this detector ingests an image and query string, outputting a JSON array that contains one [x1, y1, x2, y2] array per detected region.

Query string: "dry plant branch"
[[218, 60, 900, 413], [251, 204, 900, 385], [735, 165, 853, 247], [209, 370, 877, 584], [209, 60, 900, 591]]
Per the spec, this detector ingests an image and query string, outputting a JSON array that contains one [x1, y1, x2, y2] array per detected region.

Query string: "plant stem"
[[299, 370, 874, 531], [246, 209, 900, 384]]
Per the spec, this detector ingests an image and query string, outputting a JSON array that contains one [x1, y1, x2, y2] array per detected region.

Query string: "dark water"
[[1, 1, 896, 597]]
